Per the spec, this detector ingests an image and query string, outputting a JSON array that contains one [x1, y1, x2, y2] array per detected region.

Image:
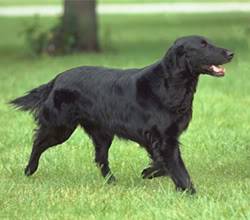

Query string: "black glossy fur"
[[10, 36, 233, 193]]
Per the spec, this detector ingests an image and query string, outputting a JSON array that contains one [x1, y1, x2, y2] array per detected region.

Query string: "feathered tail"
[[9, 80, 55, 114]]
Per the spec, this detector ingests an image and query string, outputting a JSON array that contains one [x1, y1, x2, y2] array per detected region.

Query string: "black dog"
[[10, 36, 233, 193]]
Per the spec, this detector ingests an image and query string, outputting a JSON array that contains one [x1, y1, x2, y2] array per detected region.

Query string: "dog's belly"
[[110, 110, 192, 146]]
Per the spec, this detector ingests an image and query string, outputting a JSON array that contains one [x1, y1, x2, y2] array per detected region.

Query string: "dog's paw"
[[24, 166, 33, 176], [105, 174, 116, 184], [141, 166, 168, 179], [188, 186, 196, 195], [141, 167, 155, 179], [24, 164, 38, 176], [176, 184, 196, 195]]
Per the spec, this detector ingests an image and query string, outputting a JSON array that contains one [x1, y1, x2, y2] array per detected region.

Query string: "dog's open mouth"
[[203, 65, 226, 77], [208, 65, 225, 77]]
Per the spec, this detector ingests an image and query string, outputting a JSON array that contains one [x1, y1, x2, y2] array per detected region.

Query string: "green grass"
[[1, 13, 250, 219], [1, 0, 250, 6]]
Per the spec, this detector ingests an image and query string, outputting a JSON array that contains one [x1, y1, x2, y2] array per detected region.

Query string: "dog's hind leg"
[[94, 133, 115, 183], [25, 125, 76, 176], [141, 131, 195, 193], [82, 124, 115, 183]]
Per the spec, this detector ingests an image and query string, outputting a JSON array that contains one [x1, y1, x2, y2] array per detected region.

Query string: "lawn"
[[0, 13, 250, 219], [1, 0, 250, 6]]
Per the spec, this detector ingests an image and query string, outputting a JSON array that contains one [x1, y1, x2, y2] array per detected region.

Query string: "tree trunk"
[[63, 0, 99, 52], [47, 0, 99, 54]]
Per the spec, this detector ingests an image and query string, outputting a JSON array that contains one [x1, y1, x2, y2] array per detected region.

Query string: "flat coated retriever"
[[10, 36, 234, 193]]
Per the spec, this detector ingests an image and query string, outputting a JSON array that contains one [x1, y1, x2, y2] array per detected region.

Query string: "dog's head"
[[164, 36, 234, 77]]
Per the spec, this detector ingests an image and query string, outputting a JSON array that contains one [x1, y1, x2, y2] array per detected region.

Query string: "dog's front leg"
[[161, 138, 196, 194], [142, 135, 195, 193]]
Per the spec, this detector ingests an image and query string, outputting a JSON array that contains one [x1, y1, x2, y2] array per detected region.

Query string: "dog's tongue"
[[210, 65, 225, 76]]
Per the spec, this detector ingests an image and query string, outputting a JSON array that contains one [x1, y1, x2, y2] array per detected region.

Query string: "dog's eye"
[[201, 40, 208, 48]]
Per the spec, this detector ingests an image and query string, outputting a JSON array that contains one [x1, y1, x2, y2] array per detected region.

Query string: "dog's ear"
[[184, 55, 193, 74], [165, 45, 193, 74], [164, 45, 185, 69], [175, 45, 192, 71], [175, 45, 185, 57]]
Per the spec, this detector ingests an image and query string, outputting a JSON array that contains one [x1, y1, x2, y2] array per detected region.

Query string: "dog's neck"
[[151, 61, 199, 113], [136, 61, 199, 114], [152, 60, 198, 88]]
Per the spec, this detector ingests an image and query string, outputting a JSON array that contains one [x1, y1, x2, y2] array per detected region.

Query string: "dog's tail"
[[9, 79, 55, 113]]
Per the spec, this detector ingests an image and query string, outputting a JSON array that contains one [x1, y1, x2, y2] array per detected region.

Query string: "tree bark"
[[63, 0, 99, 52]]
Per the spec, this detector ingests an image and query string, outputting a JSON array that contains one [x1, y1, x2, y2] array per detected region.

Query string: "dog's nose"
[[225, 50, 234, 59]]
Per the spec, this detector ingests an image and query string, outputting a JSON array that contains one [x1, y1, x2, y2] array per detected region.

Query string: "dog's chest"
[[172, 87, 195, 135], [177, 109, 192, 133], [167, 80, 196, 111]]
